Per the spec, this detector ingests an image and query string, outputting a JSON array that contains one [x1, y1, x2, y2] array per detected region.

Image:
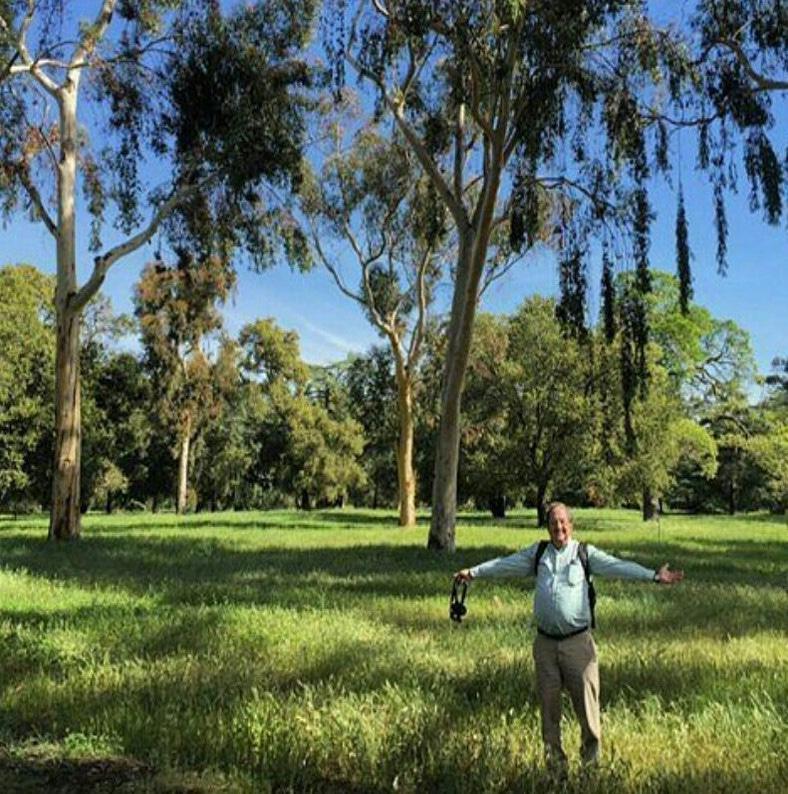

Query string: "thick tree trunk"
[[728, 481, 736, 515], [176, 425, 191, 515], [49, 83, 81, 542], [49, 313, 82, 540], [643, 486, 659, 521], [428, 239, 489, 552], [394, 365, 417, 527], [427, 130, 505, 551]]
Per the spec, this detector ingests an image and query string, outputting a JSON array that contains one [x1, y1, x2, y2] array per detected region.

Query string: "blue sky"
[[1, 4, 785, 389]]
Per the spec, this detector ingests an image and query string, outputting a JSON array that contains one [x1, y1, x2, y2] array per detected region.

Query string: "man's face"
[[548, 506, 573, 549]]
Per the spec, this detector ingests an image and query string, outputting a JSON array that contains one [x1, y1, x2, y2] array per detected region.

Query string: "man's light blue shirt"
[[469, 539, 655, 635]]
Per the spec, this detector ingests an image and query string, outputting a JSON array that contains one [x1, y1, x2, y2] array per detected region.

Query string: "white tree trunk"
[[395, 368, 417, 527], [49, 82, 82, 541], [177, 419, 191, 515]]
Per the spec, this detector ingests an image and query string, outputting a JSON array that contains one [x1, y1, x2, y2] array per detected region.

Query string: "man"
[[454, 502, 684, 769]]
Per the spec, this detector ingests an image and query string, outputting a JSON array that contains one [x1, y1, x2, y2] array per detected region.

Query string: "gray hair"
[[545, 501, 573, 525]]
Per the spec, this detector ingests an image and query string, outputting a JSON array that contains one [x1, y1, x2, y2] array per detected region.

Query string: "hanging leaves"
[[675, 184, 692, 314], [601, 245, 616, 343], [714, 181, 729, 275], [556, 243, 587, 341]]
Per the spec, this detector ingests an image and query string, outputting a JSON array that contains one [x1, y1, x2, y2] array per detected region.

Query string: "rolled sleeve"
[[470, 543, 538, 580]]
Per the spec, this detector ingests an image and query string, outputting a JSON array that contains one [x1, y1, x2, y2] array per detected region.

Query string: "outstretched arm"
[[588, 546, 684, 584], [454, 543, 539, 583]]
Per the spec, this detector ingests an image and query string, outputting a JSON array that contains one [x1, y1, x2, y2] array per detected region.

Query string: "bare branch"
[[69, 0, 117, 74], [8, 1, 60, 95], [345, 50, 468, 230], [371, 0, 390, 18], [480, 251, 524, 298], [17, 163, 57, 237], [69, 177, 209, 315], [453, 103, 465, 200], [309, 222, 366, 306]]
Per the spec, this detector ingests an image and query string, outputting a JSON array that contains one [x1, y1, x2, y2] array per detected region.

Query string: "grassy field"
[[0, 508, 785, 793]]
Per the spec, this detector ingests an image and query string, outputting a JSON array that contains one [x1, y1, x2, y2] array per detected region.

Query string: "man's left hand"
[[655, 563, 684, 584]]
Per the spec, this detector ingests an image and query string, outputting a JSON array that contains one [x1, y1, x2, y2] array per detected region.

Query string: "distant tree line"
[[1, 1, 784, 544], [2, 262, 785, 520]]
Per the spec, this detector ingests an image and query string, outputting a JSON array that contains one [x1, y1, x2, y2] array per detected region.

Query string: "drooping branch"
[[710, 38, 788, 92], [16, 162, 57, 237]]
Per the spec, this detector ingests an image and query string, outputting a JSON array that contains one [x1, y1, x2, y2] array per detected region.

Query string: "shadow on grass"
[[0, 752, 156, 793]]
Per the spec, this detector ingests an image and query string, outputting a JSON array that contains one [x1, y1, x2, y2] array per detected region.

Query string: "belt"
[[537, 626, 589, 641]]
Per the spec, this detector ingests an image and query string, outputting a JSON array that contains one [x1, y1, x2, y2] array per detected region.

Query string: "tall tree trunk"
[[536, 481, 549, 527], [643, 486, 659, 521], [393, 359, 417, 527], [428, 230, 494, 551], [49, 313, 81, 539], [49, 82, 81, 542], [176, 418, 191, 514], [728, 480, 736, 515]]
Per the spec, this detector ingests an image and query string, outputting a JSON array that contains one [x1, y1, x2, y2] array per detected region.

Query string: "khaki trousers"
[[532, 630, 601, 764]]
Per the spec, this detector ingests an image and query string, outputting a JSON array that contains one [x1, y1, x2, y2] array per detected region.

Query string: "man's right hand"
[[454, 569, 473, 583]]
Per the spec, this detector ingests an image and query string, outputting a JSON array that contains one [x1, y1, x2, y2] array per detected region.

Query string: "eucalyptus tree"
[[323, 0, 785, 551], [344, 347, 400, 508], [135, 250, 234, 514], [0, 0, 315, 538], [301, 127, 446, 526]]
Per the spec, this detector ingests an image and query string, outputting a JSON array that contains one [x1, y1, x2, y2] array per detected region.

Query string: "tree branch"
[[3, 2, 60, 95], [69, 178, 208, 315], [712, 38, 788, 92], [407, 244, 431, 368], [309, 222, 367, 307], [345, 50, 468, 230], [17, 163, 57, 237], [69, 0, 116, 74]]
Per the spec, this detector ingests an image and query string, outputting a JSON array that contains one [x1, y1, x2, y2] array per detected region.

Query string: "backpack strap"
[[533, 539, 549, 576], [577, 542, 597, 629]]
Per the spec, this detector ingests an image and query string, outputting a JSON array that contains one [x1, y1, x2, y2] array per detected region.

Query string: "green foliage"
[[168, 0, 316, 267], [240, 318, 366, 507], [0, 509, 785, 792], [675, 185, 692, 314], [135, 250, 234, 452], [462, 300, 595, 519], [239, 318, 309, 388], [0, 264, 55, 510], [344, 348, 400, 507]]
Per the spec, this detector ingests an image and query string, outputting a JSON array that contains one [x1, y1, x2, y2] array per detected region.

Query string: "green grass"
[[0, 508, 785, 792]]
